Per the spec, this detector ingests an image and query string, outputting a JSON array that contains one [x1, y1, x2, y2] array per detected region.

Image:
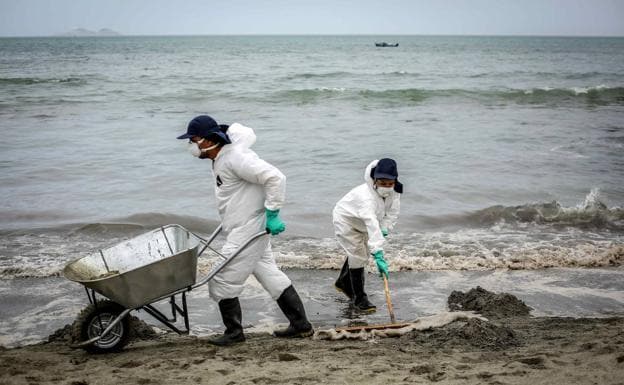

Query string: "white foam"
[[577, 187, 603, 210], [2, 197, 622, 279], [318, 87, 346, 92], [572, 84, 608, 95], [524, 86, 554, 94]]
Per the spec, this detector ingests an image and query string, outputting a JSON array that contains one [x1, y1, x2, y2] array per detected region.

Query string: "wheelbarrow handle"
[[195, 224, 223, 258], [191, 229, 269, 289]]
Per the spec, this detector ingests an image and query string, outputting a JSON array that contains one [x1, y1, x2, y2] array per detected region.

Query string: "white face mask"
[[375, 186, 394, 198], [188, 138, 218, 157]]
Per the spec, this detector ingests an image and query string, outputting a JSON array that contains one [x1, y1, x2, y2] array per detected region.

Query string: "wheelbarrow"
[[63, 223, 266, 353]]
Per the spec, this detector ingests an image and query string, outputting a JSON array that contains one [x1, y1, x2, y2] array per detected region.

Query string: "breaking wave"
[[419, 189, 624, 231], [272, 86, 624, 106], [265, 233, 624, 273], [1, 192, 622, 279]]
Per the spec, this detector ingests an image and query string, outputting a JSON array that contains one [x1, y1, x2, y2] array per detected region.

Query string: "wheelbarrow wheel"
[[72, 300, 131, 353]]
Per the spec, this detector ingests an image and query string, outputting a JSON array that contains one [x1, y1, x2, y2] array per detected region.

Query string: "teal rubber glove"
[[372, 250, 389, 278], [381, 228, 389, 238], [265, 208, 286, 235]]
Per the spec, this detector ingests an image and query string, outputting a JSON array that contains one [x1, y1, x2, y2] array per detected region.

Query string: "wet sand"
[[1, 289, 623, 385]]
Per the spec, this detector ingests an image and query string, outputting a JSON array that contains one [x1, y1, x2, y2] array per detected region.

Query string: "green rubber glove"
[[381, 228, 389, 238], [265, 208, 286, 235], [372, 250, 389, 278]]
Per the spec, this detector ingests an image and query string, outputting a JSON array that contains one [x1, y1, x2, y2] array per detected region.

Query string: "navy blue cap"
[[371, 158, 403, 193], [177, 115, 231, 144], [372, 158, 398, 180]]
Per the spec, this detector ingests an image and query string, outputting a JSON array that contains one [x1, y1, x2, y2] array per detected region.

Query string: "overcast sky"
[[1, 0, 623, 37]]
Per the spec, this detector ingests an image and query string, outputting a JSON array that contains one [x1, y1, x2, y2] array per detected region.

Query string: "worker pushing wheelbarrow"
[[65, 115, 315, 352]]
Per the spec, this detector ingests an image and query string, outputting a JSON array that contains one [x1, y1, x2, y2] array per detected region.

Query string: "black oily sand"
[[405, 287, 529, 350], [128, 316, 158, 340], [447, 286, 532, 318], [47, 315, 156, 344], [407, 318, 521, 350]]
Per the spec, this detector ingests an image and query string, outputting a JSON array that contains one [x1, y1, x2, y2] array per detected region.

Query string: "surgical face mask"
[[375, 186, 394, 198], [188, 138, 218, 157], [188, 141, 202, 157]]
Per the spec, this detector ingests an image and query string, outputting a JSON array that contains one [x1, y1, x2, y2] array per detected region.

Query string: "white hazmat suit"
[[332, 160, 401, 269], [208, 123, 291, 301]]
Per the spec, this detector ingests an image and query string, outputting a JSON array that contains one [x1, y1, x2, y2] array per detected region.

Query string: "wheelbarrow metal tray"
[[63, 224, 201, 309]]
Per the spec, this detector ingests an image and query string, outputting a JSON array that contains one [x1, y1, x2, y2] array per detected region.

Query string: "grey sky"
[[1, 0, 623, 37]]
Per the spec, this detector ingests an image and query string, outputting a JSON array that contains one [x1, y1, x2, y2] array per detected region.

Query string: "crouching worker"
[[333, 158, 402, 312], [177, 115, 313, 346]]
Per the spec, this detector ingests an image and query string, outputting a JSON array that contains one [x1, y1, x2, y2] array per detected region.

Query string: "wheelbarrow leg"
[[142, 293, 190, 335]]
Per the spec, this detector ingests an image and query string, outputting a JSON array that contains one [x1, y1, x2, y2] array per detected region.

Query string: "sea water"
[[1, 35, 623, 346]]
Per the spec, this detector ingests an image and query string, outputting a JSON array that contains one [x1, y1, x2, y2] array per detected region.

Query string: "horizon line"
[[1, 32, 624, 38]]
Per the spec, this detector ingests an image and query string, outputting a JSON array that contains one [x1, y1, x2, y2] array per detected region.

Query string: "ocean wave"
[[270, 86, 624, 106], [563, 71, 624, 80], [1, 191, 620, 237], [480, 191, 624, 230], [0, 76, 85, 86], [267, 242, 624, 272], [0, 266, 63, 279], [2, 234, 621, 279], [274, 88, 347, 103], [1, 193, 622, 280], [66, 214, 219, 237], [0, 212, 220, 235], [283, 70, 418, 80], [1, 226, 622, 279], [420, 189, 624, 231], [519, 85, 621, 96], [283, 71, 353, 80], [486, 85, 624, 105], [467, 71, 622, 80], [84, 213, 220, 235]]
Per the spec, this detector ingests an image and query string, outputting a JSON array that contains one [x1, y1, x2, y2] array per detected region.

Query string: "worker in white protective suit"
[[177, 115, 313, 346], [333, 158, 402, 312]]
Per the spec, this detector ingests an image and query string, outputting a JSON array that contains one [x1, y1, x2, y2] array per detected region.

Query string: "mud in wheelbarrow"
[[63, 223, 266, 353]]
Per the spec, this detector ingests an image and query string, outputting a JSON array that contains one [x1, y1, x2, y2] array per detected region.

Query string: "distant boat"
[[375, 42, 399, 47]]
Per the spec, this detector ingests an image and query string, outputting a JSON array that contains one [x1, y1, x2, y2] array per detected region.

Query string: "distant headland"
[[58, 28, 121, 37]]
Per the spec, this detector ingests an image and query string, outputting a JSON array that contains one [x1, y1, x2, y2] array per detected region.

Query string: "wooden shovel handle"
[[383, 274, 396, 323]]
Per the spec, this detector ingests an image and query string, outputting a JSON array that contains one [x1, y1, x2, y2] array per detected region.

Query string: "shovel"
[[335, 271, 410, 333], [382, 274, 396, 323]]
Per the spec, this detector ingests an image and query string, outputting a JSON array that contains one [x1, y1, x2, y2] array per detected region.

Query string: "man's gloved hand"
[[372, 250, 389, 278], [265, 208, 286, 235], [381, 228, 389, 238]]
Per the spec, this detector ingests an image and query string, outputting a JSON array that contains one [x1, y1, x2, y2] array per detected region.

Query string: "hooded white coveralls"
[[207, 123, 291, 301], [332, 160, 401, 269]]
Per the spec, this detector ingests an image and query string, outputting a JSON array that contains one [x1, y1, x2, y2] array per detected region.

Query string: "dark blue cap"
[[177, 115, 231, 144], [373, 158, 398, 180]]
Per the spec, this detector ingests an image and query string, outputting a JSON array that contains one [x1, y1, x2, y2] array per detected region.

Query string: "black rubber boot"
[[350, 268, 376, 312], [273, 285, 314, 338], [208, 298, 245, 346], [334, 259, 354, 299]]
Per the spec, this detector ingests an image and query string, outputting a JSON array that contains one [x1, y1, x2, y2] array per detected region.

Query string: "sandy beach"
[[1, 288, 623, 385]]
